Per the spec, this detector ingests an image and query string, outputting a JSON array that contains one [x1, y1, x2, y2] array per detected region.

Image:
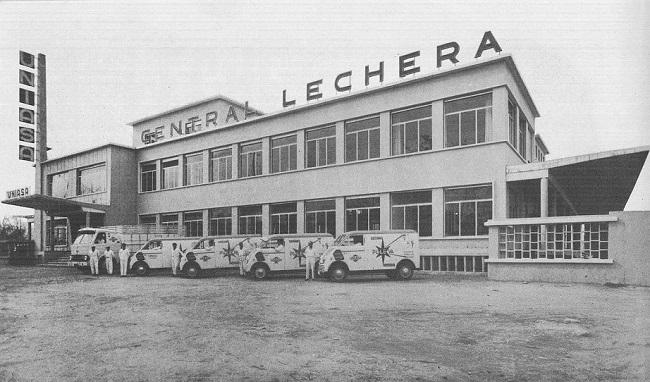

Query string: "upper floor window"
[[508, 100, 517, 148], [444, 185, 492, 237], [161, 158, 179, 189], [345, 116, 380, 162], [210, 148, 232, 182], [209, 207, 232, 236], [140, 162, 156, 192], [77, 164, 106, 195], [271, 135, 297, 173], [305, 199, 336, 237], [184, 152, 203, 186], [238, 205, 262, 235], [48, 172, 74, 198], [518, 113, 527, 159], [239, 142, 262, 178], [391, 105, 432, 155], [306, 126, 336, 168], [345, 196, 380, 231], [445, 93, 492, 148], [270, 202, 297, 234], [391, 191, 432, 237]]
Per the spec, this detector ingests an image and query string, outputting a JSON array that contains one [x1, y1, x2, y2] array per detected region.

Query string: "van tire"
[[133, 262, 148, 276], [251, 264, 268, 280], [329, 264, 347, 282], [395, 261, 414, 280], [185, 262, 200, 278]]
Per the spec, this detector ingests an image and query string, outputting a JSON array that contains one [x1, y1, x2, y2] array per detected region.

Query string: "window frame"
[[390, 104, 433, 156], [444, 185, 493, 237], [304, 199, 336, 236], [161, 157, 180, 190], [444, 92, 492, 148], [76, 164, 107, 196], [238, 141, 263, 178], [270, 134, 297, 174], [183, 152, 204, 186], [390, 191, 433, 237], [140, 161, 157, 192], [209, 147, 233, 182], [344, 115, 381, 163], [238, 205, 262, 235], [305, 125, 336, 168], [345, 196, 381, 231], [183, 211, 203, 237]]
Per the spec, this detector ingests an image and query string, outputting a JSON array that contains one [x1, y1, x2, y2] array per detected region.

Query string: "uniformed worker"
[[104, 246, 114, 275], [304, 241, 318, 281], [235, 239, 252, 276], [118, 243, 129, 277], [171, 242, 182, 276], [89, 245, 100, 276]]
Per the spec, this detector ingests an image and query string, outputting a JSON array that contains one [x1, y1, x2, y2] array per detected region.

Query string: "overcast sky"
[[1, 0, 648, 219]]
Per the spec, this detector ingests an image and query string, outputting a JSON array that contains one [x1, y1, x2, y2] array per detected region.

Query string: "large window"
[[271, 135, 297, 173], [183, 211, 203, 237], [391, 105, 432, 155], [305, 199, 336, 236], [139, 215, 157, 228], [306, 126, 336, 168], [239, 142, 263, 178], [518, 113, 528, 159], [184, 152, 203, 186], [161, 158, 179, 189], [161, 213, 179, 233], [209, 207, 232, 236], [48, 172, 74, 198], [445, 185, 492, 237], [345, 197, 380, 231], [270, 203, 297, 234], [140, 162, 156, 192], [238, 205, 262, 235], [445, 93, 492, 147], [77, 164, 106, 195], [345, 116, 380, 162], [508, 100, 517, 148], [210, 148, 232, 182], [391, 191, 432, 237]]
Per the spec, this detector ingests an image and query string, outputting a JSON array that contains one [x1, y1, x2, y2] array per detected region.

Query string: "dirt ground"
[[0, 262, 648, 382]]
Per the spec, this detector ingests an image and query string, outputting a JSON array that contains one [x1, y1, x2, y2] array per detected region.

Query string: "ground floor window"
[[345, 196, 380, 231], [305, 199, 336, 236], [391, 191, 432, 236], [139, 215, 157, 229], [209, 207, 232, 236], [183, 211, 203, 237], [161, 213, 179, 234], [238, 205, 262, 235], [270, 202, 297, 234], [421, 255, 488, 273], [444, 185, 492, 236]]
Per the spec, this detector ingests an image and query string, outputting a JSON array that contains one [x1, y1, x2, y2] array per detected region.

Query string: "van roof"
[[195, 235, 261, 240], [343, 230, 417, 235], [267, 233, 333, 239]]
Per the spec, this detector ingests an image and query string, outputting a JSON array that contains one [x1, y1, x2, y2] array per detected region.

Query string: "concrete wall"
[[106, 146, 137, 225], [487, 211, 650, 286]]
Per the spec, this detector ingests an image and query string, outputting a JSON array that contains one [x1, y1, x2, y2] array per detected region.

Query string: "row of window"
[[48, 164, 107, 198], [140, 93, 495, 192], [139, 185, 493, 238], [507, 98, 540, 162]]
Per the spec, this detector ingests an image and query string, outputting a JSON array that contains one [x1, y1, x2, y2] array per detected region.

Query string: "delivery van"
[[130, 238, 198, 276], [69, 226, 179, 273], [180, 235, 262, 278], [242, 233, 333, 280], [318, 230, 419, 282]]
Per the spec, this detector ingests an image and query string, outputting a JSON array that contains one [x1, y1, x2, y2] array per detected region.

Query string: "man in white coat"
[[118, 243, 129, 277], [171, 242, 182, 276], [304, 241, 318, 281], [104, 246, 114, 275], [89, 245, 100, 276]]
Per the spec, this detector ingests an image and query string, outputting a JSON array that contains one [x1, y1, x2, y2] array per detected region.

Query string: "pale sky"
[[1, 0, 649, 218]]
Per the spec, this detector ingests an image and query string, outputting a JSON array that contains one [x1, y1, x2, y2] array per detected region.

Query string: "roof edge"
[[42, 143, 134, 165]]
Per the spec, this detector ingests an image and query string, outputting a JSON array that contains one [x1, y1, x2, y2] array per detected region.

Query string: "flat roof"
[[1, 194, 108, 215], [128, 94, 264, 126], [42, 143, 134, 165]]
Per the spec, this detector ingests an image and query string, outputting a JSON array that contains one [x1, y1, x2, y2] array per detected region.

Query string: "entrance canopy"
[[2, 194, 108, 216], [506, 146, 649, 215]]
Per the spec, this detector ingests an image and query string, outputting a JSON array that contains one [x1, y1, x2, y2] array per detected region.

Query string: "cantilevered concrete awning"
[[2, 194, 108, 216], [506, 146, 649, 215]]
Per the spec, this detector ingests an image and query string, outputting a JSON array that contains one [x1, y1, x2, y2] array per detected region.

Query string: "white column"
[[262, 204, 270, 235], [202, 149, 210, 183], [379, 111, 390, 158], [335, 197, 345, 236], [379, 193, 390, 230], [296, 130, 305, 171], [335, 121, 345, 164], [296, 200, 305, 233], [231, 144, 239, 179], [540, 176, 549, 218], [202, 209, 209, 237], [262, 137, 271, 175], [231, 207, 239, 235]]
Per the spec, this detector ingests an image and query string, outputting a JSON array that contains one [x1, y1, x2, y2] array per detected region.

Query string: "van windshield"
[[73, 233, 94, 245]]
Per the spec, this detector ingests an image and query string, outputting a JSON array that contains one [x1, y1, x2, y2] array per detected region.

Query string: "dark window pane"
[[369, 129, 380, 159], [391, 124, 403, 155], [405, 121, 419, 153], [358, 209, 369, 230], [345, 134, 357, 162], [419, 119, 432, 151], [346, 197, 380, 209], [445, 186, 492, 202], [477, 201, 492, 235], [306, 125, 335, 140], [460, 111, 476, 146], [404, 205, 418, 231], [345, 116, 380, 133], [306, 212, 316, 233], [306, 140, 316, 168], [239, 205, 262, 216], [445, 114, 459, 147], [326, 211, 336, 236], [392, 191, 431, 205], [254, 152, 262, 175], [358, 130, 368, 160], [271, 135, 297, 147], [391, 105, 432, 124], [270, 203, 296, 214], [317, 139, 326, 166], [346, 210, 357, 231], [290, 144, 297, 170], [369, 208, 380, 230], [444, 93, 492, 114], [445, 203, 459, 236], [316, 211, 326, 233], [326, 137, 336, 165], [289, 214, 297, 233], [392, 206, 404, 229], [305, 199, 335, 211], [460, 202, 476, 236], [419, 205, 432, 236], [477, 109, 486, 143]]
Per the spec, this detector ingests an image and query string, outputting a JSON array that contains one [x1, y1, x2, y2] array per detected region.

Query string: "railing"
[[485, 215, 617, 261]]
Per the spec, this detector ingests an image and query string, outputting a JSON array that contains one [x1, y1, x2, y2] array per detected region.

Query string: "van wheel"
[[395, 262, 414, 280], [252, 264, 268, 280], [329, 265, 347, 282], [185, 262, 200, 278], [134, 262, 148, 276]]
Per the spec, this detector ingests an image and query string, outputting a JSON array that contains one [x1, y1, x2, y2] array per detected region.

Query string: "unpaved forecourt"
[[0, 264, 648, 381]]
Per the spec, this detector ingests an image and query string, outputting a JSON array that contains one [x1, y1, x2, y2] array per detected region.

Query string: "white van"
[[180, 235, 261, 278], [131, 238, 198, 276], [242, 233, 333, 280], [318, 230, 419, 282]]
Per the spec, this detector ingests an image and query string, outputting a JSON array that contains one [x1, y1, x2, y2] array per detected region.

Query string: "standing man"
[[104, 246, 114, 275], [304, 241, 318, 281], [89, 245, 100, 276], [118, 243, 129, 277], [235, 239, 251, 276], [171, 242, 182, 276]]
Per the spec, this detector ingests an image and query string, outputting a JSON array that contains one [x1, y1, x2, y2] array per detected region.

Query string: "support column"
[[335, 121, 345, 164], [296, 201, 305, 234], [379, 111, 390, 158], [296, 130, 305, 171], [335, 197, 345, 237], [231, 144, 239, 179], [261, 137, 271, 175], [202, 149, 210, 183], [261, 204, 270, 235], [202, 209, 209, 237], [47, 213, 55, 259], [231, 207, 239, 235], [379, 193, 390, 230], [540, 176, 549, 218], [85, 212, 91, 227]]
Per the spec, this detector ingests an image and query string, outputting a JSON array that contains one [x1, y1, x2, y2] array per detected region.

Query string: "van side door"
[[286, 239, 306, 271], [343, 234, 365, 271]]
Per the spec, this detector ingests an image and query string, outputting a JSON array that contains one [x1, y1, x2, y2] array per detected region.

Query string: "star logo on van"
[[291, 242, 306, 266], [220, 242, 237, 264], [373, 239, 393, 265]]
